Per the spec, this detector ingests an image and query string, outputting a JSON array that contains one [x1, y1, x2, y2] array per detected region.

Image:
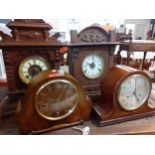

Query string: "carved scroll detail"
[[18, 31, 42, 40], [80, 31, 106, 43], [0, 31, 12, 40], [14, 19, 44, 23]]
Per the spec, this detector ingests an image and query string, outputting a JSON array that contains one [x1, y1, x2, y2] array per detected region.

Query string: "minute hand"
[[134, 78, 139, 102]]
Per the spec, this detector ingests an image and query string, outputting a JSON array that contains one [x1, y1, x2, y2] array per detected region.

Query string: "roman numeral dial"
[[18, 56, 50, 84], [82, 53, 104, 79]]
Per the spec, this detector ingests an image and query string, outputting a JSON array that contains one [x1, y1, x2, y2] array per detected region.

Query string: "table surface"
[[1, 115, 155, 135], [123, 40, 155, 44], [1, 87, 155, 135], [120, 40, 155, 52], [117, 40, 155, 71]]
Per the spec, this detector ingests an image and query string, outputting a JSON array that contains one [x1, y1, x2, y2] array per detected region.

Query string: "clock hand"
[[92, 56, 94, 62], [134, 93, 139, 102], [55, 87, 66, 102], [133, 78, 139, 102], [87, 62, 91, 65]]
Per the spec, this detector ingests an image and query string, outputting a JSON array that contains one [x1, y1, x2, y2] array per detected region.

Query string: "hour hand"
[[133, 91, 139, 102], [87, 62, 91, 66]]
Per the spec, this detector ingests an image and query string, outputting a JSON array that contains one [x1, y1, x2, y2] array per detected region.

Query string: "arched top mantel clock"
[[68, 26, 119, 97]]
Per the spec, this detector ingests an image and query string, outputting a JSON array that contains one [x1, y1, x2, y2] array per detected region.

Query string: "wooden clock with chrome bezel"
[[0, 19, 65, 117], [92, 65, 155, 126], [68, 26, 118, 97]]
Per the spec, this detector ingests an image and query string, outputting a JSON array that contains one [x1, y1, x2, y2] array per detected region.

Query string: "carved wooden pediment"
[[0, 19, 60, 42], [13, 19, 45, 23], [71, 26, 110, 44], [0, 19, 66, 94], [0, 31, 12, 40]]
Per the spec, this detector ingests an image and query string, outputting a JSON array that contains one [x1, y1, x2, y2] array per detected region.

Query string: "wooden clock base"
[[92, 90, 155, 126], [92, 109, 155, 126]]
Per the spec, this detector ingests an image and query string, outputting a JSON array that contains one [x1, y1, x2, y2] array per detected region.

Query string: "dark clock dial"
[[35, 79, 79, 121]]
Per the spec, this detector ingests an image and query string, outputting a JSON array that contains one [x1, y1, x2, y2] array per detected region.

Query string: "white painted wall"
[[124, 19, 151, 39], [45, 19, 124, 42], [0, 24, 9, 79]]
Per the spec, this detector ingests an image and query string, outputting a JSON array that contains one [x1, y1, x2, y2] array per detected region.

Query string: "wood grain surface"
[[1, 87, 155, 135]]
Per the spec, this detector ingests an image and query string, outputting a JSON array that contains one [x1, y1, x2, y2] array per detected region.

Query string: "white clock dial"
[[82, 53, 104, 79], [117, 74, 151, 111], [19, 56, 50, 84]]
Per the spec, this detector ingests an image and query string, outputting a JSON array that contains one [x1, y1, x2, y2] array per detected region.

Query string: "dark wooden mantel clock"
[[0, 19, 65, 117], [68, 26, 118, 97], [93, 65, 155, 126]]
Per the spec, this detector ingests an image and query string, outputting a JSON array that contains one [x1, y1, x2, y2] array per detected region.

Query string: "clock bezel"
[[81, 53, 105, 80], [35, 79, 79, 121], [116, 73, 151, 111], [18, 56, 50, 84]]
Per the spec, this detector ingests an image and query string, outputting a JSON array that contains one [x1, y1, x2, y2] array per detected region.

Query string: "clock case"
[[68, 26, 118, 97], [93, 65, 155, 126], [0, 19, 66, 117], [16, 70, 92, 134]]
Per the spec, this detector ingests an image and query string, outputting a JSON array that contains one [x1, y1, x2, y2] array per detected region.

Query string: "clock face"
[[117, 74, 151, 111], [82, 53, 104, 79], [35, 79, 79, 121], [19, 56, 50, 84]]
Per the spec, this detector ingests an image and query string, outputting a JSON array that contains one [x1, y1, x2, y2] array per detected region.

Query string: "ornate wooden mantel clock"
[[68, 26, 118, 97], [0, 19, 65, 117]]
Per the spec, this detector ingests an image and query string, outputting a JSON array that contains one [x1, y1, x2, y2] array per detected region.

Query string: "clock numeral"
[[19, 56, 50, 84], [97, 68, 102, 71], [83, 69, 87, 73]]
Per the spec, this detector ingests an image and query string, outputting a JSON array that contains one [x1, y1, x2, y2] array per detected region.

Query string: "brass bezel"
[[35, 79, 79, 121], [18, 56, 50, 84]]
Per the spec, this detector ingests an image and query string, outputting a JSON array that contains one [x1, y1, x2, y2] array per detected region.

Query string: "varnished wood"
[[0, 80, 7, 87], [93, 65, 155, 126], [68, 26, 119, 96], [0, 19, 66, 117], [1, 86, 155, 135], [121, 40, 155, 51], [0, 19, 66, 93], [15, 70, 92, 134]]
